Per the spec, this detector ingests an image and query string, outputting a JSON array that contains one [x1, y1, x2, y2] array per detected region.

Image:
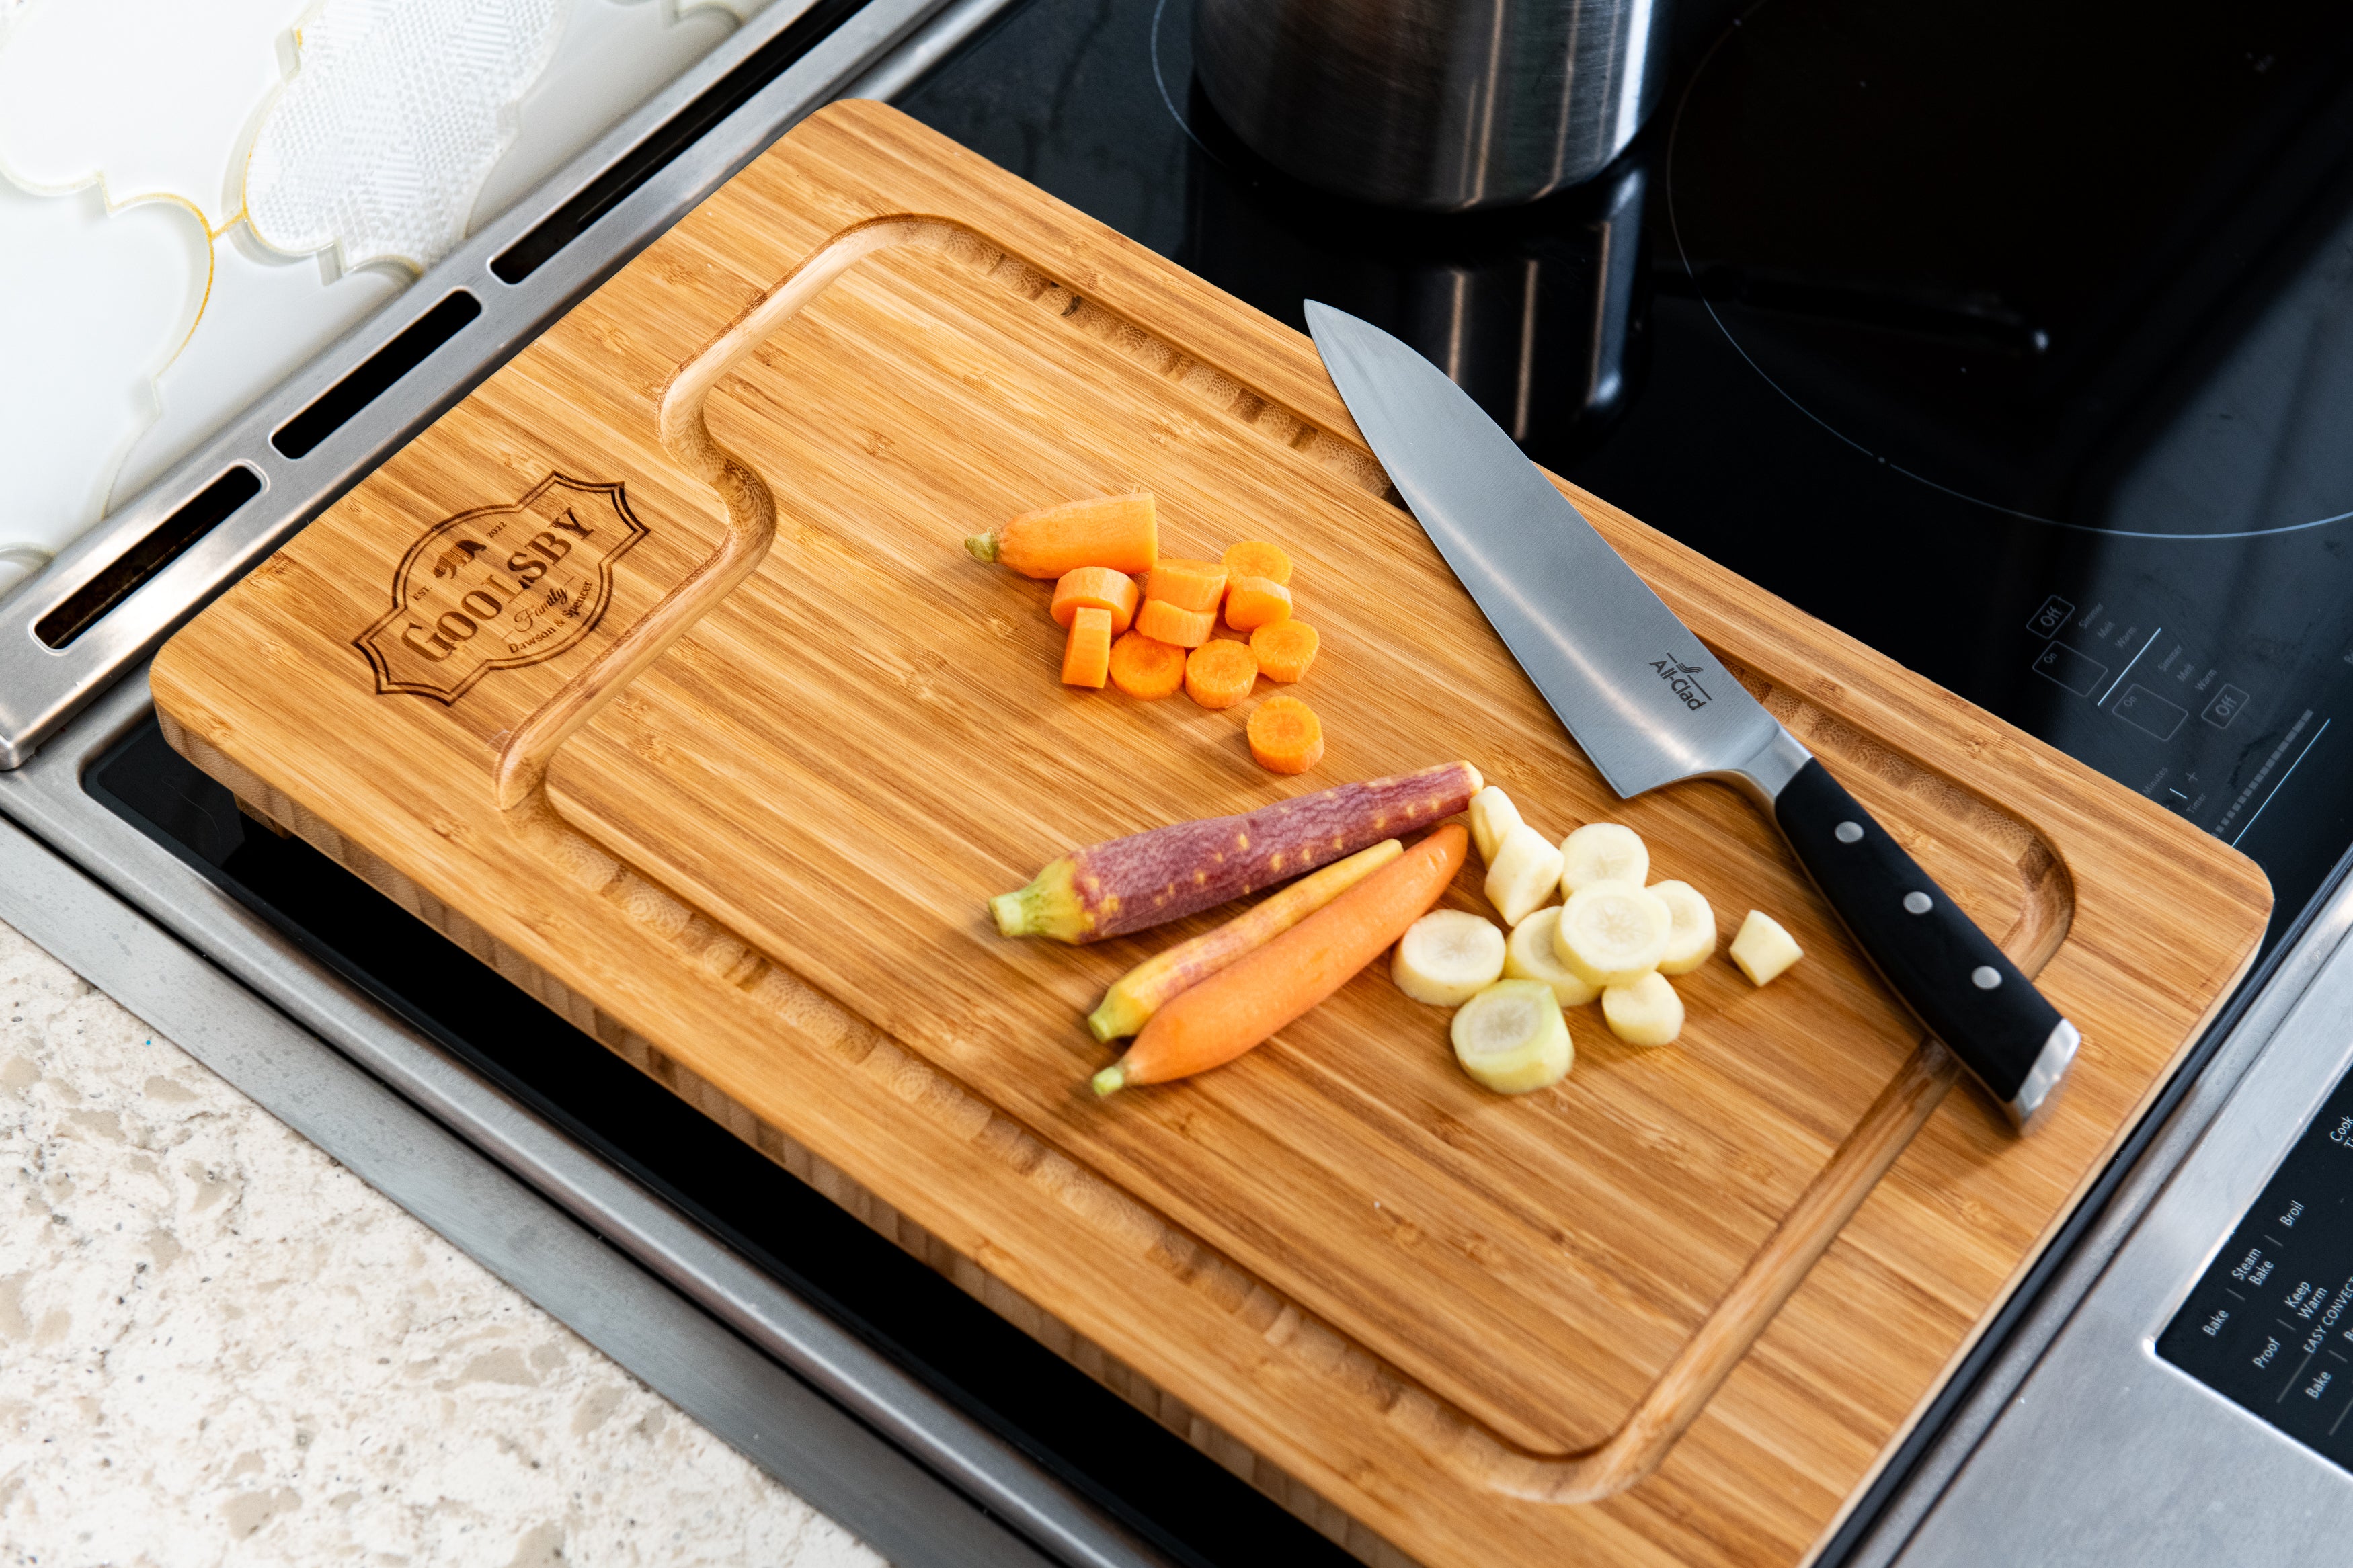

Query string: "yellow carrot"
[[1092, 825, 1468, 1094], [1086, 839, 1404, 1042]]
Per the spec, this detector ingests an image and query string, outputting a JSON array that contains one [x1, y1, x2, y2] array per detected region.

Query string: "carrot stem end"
[[989, 859, 1088, 940]]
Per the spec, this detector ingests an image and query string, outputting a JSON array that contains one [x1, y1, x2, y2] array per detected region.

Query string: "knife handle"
[[1772, 758, 2079, 1128]]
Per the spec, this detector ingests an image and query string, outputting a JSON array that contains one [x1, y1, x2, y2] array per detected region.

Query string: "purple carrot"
[[988, 762, 1482, 942]]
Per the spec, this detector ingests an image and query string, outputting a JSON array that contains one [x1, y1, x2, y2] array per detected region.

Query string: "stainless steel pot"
[[1192, 0, 1670, 210]]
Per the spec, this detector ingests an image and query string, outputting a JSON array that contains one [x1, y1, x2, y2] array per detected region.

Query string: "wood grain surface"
[[150, 101, 2272, 1567]]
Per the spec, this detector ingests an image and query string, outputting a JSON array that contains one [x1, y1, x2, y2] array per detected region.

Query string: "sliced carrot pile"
[[1250, 619, 1318, 682], [1223, 575, 1291, 632], [1135, 598, 1214, 647], [1051, 566, 1140, 633], [1062, 607, 1113, 688], [1108, 632, 1187, 699], [1221, 540, 1291, 585], [1144, 557, 1229, 614], [1246, 695, 1323, 774], [967, 493, 1157, 578], [1184, 640, 1257, 709]]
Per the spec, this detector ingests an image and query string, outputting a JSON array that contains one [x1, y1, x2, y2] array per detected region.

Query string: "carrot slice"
[[1183, 639, 1257, 709], [1092, 824, 1468, 1094], [1221, 540, 1292, 585], [1107, 632, 1187, 699], [1143, 557, 1229, 614], [1062, 607, 1113, 688], [1051, 566, 1140, 634], [1246, 695, 1323, 774], [1250, 619, 1319, 682], [966, 493, 1156, 578], [1135, 597, 1215, 647], [1223, 575, 1292, 632]]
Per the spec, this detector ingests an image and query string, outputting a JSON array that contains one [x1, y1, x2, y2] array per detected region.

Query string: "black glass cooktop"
[[902, 0, 2353, 947]]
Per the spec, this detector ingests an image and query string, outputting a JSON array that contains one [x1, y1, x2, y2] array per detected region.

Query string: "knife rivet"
[[1903, 891, 1932, 915], [1972, 966, 2002, 990], [1835, 821, 1863, 844]]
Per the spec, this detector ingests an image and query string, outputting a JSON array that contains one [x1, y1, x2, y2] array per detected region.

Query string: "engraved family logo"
[[1649, 655, 1713, 711], [355, 474, 647, 703]]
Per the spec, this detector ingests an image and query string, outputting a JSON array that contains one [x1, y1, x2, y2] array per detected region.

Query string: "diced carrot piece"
[[1250, 619, 1318, 682], [1144, 558, 1228, 614], [1051, 566, 1140, 634], [967, 493, 1156, 577], [1108, 632, 1187, 699], [1184, 640, 1257, 709], [1135, 597, 1214, 647], [1221, 540, 1292, 585], [1246, 696, 1324, 774], [1062, 607, 1113, 687], [1223, 575, 1292, 631]]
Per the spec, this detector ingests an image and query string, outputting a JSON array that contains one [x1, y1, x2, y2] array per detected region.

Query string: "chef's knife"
[[1306, 301, 2079, 1130]]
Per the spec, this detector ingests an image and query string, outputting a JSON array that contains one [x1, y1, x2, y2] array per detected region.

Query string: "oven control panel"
[[2160, 1063, 2353, 1464]]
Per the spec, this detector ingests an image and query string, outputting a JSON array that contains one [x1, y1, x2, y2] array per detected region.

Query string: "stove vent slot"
[[491, 0, 868, 284], [271, 290, 483, 460], [36, 465, 266, 649]]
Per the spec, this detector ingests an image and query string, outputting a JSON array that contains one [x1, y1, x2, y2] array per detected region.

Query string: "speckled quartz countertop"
[[0, 917, 883, 1565]]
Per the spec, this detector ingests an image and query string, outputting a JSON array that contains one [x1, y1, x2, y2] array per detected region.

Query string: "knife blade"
[[1306, 300, 2079, 1130]]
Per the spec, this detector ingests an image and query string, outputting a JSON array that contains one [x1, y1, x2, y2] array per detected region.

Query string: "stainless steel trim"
[[840, 0, 1016, 99], [0, 0, 963, 769], [1839, 864, 2353, 1566], [0, 668, 1167, 1568]]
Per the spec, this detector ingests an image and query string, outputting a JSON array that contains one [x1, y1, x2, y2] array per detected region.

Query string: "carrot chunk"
[[1143, 557, 1229, 614], [1062, 607, 1113, 688], [1223, 575, 1292, 631], [1051, 566, 1140, 634], [1247, 696, 1324, 774], [1107, 632, 1187, 699], [1135, 597, 1215, 647], [1221, 540, 1292, 585], [1250, 619, 1319, 682], [1184, 639, 1257, 709], [966, 493, 1156, 577]]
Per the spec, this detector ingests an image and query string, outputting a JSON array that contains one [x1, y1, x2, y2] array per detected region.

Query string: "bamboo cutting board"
[[151, 101, 2270, 1567]]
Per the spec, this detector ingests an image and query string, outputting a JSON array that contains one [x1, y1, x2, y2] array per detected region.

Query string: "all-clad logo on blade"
[[1650, 655, 1713, 711], [355, 473, 647, 703]]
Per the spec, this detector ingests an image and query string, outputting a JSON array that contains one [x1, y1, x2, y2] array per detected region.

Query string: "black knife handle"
[[1773, 759, 2077, 1127]]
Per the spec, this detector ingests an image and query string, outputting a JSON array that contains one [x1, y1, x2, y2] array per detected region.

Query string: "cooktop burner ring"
[[1665, 0, 2353, 544]]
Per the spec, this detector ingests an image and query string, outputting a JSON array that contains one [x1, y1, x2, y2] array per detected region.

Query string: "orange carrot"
[[1250, 619, 1319, 682], [1221, 540, 1292, 585], [1107, 632, 1186, 699], [1086, 839, 1403, 1041], [1247, 695, 1323, 774], [1051, 566, 1140, 634], [966, 493, 1156, 578], [1092, 824, 1468, 1094], [1183, 639, 1257, 709], [1135, 597, 1214, 647], [1223, 575, 1292, 632], [1062, 607, 1113, 687], [1144, 556, 1229, 613]]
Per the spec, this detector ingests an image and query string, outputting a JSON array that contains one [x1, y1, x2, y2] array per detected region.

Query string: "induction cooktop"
[[901, 0, 2353, 946]]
